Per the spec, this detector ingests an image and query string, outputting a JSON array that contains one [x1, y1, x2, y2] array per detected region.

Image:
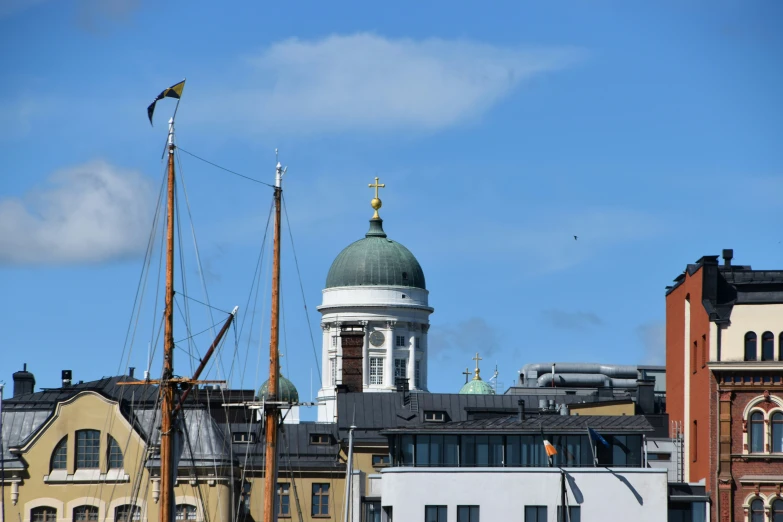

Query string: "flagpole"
[[587, 428, 597, 467]]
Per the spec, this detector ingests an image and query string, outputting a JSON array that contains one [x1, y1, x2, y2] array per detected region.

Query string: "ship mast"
[[263, 155, 285, 522], [160, 117, 177, 522]]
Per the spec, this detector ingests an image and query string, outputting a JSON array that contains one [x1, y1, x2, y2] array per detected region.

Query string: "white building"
[[317, 191, 433, 422]]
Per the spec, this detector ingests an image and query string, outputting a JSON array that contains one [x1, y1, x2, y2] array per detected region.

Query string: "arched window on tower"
[[772, 412, 783, 453], [744, 332, 758, 361], [750, 412, 765, 453], [762, 332, 774, 361]]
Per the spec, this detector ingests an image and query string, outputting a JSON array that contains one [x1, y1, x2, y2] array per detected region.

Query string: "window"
[[394, 358, 407, 380], [692, 421, 698, 462], [773, 412, 783, 453], [31, 507, 56, 522], [369, 357, 384, 385], [750, 412, 764, 453], [311, 483, 329, 516], [364, 501, 381, 522], [115, 505, 141, 522], [424, 411, 445, 422], [175, 504, 197, 521], [108, 435, 124, 469], [372, 454, 391, 467], [772, 499, 783, 522], [51, 436, 67, 470], [310, 433, 330, 445], [400, 434, 414, 466], [750, 499, 764, 522], [525, 506, 547, 522], [73, 506, 98, 521], [780, 333, 783, 361], [415, 360, 421, 388], [457, 506, 479, 522], [76, 430, 100, 469], [396, 335, 406, 347], [277, 483, 290, 517], [647, 452, 671, 461], [425, 506, 447, 522], [232, 431, 256, 443], [762, 332, 774, 361], [745, 332, 758, 361], [557, 506, 581, 522], [691, 341, 697, 374], [330, 358, 337, 386]]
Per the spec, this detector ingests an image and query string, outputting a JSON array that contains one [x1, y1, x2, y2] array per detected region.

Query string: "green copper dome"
[[259, 375, 299, 403], [325, 218, 426, 289], [459, 379, 496, 395]]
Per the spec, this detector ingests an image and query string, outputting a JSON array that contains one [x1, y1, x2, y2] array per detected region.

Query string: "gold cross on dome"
[[368, 176, 386, 218], [473, 352, 482, 380]]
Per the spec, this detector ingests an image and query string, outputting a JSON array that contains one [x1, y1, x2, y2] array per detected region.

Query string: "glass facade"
[[392, 433, 643, 468]]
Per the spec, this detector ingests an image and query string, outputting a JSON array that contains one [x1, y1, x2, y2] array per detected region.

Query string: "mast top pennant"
[[147, 79, 185, 125]]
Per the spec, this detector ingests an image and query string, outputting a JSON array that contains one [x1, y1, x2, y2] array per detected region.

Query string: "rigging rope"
[[177, 147, 275, 188], [282, 195, 323, 386]]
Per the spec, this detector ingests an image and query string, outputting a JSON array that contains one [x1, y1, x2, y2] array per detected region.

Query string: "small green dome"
[[259, 375, 299, 403], [325, 218, 425, 289], [459, 379, 496, 395]]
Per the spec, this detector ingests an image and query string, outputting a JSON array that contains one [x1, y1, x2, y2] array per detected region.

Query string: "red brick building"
[[666, 249, 783, 521]]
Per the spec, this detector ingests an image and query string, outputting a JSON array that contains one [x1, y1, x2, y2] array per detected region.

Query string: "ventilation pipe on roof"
[[518, 399, 525, 421], [12, 363, 35, 397], [722, 249, 733, 267], [62, 370, 72, 388]]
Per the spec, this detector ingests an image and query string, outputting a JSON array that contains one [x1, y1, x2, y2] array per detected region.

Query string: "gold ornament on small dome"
[[473, 352, 483, 380], [368, 176, 386, 218]]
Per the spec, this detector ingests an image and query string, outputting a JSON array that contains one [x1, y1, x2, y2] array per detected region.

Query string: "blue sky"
[[1, 1, 781, 418]]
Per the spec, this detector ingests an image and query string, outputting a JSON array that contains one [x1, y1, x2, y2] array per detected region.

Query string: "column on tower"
[[408, 326, 417, 391], [420, 325, 429, 391], [385, 321, 395, 388], [361, 321, 369, 388], [321, 323, 331, 388]]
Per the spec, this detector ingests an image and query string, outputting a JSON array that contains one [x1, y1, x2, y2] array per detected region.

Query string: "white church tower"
[[316, 177, 433, 422]]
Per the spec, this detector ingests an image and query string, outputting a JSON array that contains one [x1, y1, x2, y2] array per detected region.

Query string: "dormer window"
[[424, 411, 446, 422], [310, 433, 330, 445], [233, 432, 256, 443]]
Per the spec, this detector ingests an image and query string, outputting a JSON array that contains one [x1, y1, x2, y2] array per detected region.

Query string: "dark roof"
[[233, 422, 344, 472], [5, 375, 159, 408], [666, 253, 783, 322], [382, 414, 654, 435]]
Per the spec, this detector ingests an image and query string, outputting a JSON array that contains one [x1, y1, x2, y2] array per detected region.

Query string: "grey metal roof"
[[325, 218, 426, 289], [1, 409, 51, 469], [233, 422, 344, 472], [382, 413, 655, 435]]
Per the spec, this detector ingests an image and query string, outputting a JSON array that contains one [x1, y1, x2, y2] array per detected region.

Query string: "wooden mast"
[[160, 117, 177, 522], [263, 157, 285, 522]]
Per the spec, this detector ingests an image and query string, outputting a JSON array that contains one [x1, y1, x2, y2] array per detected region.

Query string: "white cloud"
[[0, 160, 154, 264], [541, 310, 603, 331], [194, 33, 582, 133]]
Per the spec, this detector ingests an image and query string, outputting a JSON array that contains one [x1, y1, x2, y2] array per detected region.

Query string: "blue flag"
[[588, 427, 609, 448]]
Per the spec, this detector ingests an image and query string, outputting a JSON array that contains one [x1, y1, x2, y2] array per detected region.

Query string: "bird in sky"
[[574, 235, 578, 241]]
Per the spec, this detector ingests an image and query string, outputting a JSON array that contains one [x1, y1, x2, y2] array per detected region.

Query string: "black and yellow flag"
[[147, 80, 185, 125]]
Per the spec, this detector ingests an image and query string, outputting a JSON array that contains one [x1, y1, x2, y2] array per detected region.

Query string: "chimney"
[[722, 249, 733, 267], [128, 367, 135, 378], [517, 399, 525, 421], [62, 370, 72, 388], [12, 363, 36, 397]]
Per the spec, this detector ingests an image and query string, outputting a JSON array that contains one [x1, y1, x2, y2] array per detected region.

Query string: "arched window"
[[750, 499, 764, 522], [115, 505, 141, 522], [773, 412, 783, 453], [108, 435, 124, 469], [176, 504, 197, 521], [750, 412, 765, 453], [73, 506, 98, 522], [76, 429, 100, 469], [51, 435, 67, 470], [772, 499, 783, 522], [31, 506, 57, 522], [762, 332, 774, 361], [745, 332, 757, 361]]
